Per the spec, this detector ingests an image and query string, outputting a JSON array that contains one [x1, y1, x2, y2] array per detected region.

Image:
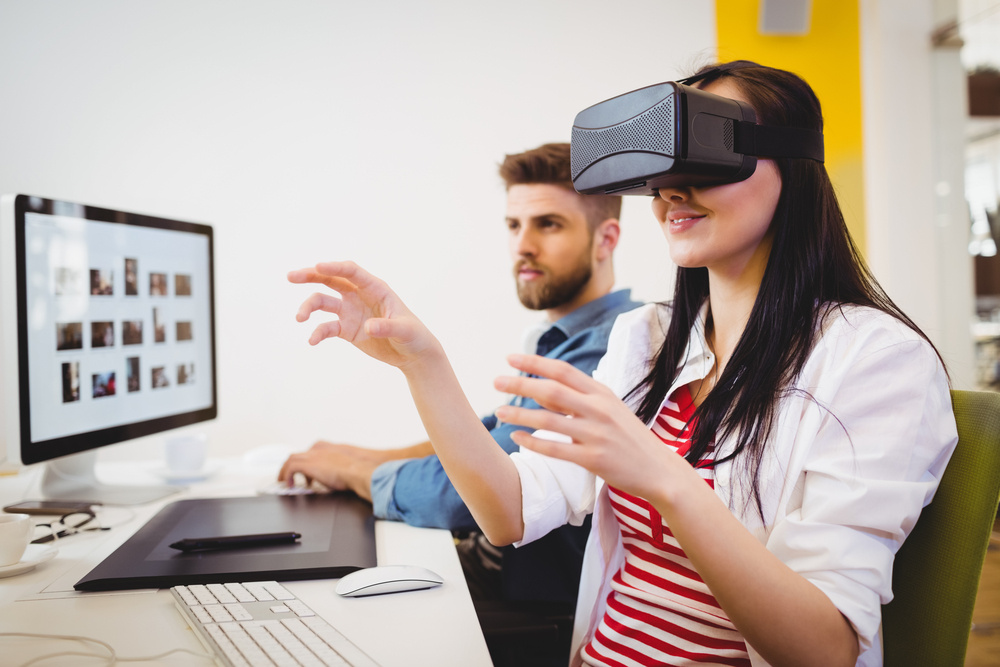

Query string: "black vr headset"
[[570, 79, 825, 196]]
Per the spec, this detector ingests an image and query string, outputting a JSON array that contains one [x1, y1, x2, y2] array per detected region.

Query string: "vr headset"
[[570, 80, 824, 196]]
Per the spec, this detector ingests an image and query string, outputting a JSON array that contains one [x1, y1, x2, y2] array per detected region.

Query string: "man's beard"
[[515, 256, 593, 311]]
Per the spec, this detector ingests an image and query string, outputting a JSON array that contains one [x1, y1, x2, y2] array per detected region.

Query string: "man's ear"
[[594, 218, 621, 261]]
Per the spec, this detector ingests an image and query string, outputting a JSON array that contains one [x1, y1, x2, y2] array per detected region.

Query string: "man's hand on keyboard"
[[276, 443, 383, 502]]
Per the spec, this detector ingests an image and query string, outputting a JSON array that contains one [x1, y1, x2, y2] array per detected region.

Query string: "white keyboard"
[[171, 581, 380, 666], [257, 481, 318, 496]]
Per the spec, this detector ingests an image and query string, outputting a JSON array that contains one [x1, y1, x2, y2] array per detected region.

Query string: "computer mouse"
[[335, 564, 444, 597]]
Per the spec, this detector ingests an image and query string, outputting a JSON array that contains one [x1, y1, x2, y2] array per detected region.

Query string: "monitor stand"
[[39, 451, 181, 505]]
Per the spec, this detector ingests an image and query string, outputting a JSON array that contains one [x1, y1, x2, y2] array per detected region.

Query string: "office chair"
[[881, 389, 1000, 667]]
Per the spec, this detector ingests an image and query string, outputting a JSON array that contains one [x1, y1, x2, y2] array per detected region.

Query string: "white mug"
[[165, 433, 208, 474], [0, 513, 32, 567]]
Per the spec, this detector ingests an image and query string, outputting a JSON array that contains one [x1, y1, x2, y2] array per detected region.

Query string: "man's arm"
[[381, 441, 434, 459], [278, 440, 434, 498], [372, 416, 527, 529]]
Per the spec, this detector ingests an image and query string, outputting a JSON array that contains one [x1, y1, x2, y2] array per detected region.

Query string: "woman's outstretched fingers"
[[314, 261, 382, 293], [308, 320, 343, 346], [287, 267, 317, 284], [506, 354, 596, 392], [287, 267, 342, 290], [290, 259, 452, 372], [509, 429, 585, 465], [288, 264, 365, 296], [495, 374, 580, 417], [296, 292, 343, 322], [363, 316, 410, 341], [494, 403, 573, 435]]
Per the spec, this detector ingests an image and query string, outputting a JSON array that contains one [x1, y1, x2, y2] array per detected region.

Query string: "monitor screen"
[[1, 194, 217, 503]]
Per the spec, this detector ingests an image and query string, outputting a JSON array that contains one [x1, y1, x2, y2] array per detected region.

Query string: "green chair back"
[[882, 389, 1000, 666]]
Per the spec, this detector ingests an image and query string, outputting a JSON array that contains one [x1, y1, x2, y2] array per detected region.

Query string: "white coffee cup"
[[165, 432, 208, 474], [0, 513, 32, 567]]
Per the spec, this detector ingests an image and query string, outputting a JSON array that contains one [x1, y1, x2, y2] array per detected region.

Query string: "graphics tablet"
[[75, 493, 376, 591]]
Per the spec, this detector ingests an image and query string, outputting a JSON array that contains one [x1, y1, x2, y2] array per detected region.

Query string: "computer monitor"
[[0, 194, 217, 504]]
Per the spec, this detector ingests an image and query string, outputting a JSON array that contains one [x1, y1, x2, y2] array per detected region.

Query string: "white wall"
[[861, 0, 976, 389], [0, 1, 715, 461]]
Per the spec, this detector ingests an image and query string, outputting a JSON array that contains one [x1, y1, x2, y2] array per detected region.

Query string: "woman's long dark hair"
[[627, 61, 943, 516]]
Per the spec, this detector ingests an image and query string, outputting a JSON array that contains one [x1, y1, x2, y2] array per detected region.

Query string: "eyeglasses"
[[31, 510, 110, 544]]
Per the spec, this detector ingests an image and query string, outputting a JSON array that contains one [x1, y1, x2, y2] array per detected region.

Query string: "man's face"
[[506, 184, 595, 313]]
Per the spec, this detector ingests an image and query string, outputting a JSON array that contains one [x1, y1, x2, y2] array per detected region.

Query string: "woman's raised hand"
[[288, 261, 441, 371], [494, 354, 686, 505]]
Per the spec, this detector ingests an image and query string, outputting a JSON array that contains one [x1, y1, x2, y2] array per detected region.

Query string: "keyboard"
[[171, 581, 380, 666], [257, 480, 318, 496]]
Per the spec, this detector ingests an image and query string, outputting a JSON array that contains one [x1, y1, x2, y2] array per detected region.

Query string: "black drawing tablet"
[[75, 493, 376, 591]]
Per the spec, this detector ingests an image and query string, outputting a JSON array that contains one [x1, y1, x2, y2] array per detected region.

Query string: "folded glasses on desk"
[[31, 510, 110, 544]]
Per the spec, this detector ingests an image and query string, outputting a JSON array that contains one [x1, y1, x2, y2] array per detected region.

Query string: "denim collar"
[[546, 288, 635, 340], [549, 289, 632, 338]]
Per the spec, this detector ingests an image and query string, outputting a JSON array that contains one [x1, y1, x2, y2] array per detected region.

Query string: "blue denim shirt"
[[370, 289, 643, 529]]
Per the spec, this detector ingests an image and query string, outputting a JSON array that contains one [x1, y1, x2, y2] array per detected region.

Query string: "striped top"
[[581, 384, 751, 667]]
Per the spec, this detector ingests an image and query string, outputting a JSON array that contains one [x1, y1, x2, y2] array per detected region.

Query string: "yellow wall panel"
[[715, 0, 866, 253]]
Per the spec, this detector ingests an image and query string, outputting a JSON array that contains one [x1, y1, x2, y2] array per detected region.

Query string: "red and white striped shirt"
[[581, 384, 751, 667]]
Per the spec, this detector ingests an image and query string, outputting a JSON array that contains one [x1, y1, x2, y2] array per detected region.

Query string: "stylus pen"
[[169, 532, 302, 552]]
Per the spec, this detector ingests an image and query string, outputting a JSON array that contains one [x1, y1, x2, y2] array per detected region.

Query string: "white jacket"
[[511, 303, 958, 666]]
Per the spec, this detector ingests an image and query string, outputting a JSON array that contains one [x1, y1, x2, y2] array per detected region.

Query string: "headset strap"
[[677, 68, 727, 86], [678, 69, 825, 163], [734, 120, 825, 163]]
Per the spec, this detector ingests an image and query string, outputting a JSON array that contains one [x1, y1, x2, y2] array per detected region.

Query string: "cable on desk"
[[0, 632, 215, 666]]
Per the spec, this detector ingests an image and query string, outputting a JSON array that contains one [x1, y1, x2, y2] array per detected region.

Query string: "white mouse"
[[335, 564, 444, 597]]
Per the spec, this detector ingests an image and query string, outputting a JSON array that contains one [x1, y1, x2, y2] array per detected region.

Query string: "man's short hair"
[[499, 142, 622, 230]]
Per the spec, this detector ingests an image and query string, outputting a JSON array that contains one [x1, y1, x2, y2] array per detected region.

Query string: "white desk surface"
[[0, 457, 493, 666]]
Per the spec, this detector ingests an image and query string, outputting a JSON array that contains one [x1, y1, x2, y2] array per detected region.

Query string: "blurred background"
[[0, 0, 997, 460]]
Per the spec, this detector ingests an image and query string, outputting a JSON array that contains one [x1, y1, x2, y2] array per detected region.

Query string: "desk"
[[0, 457, 493, 666]]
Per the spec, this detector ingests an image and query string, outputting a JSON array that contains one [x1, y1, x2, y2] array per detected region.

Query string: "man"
[[278, 142, 640, 659]]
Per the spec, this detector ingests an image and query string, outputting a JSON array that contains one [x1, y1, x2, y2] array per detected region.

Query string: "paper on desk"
[[16, 514, 157, 601], [15, 555, 156, 601]]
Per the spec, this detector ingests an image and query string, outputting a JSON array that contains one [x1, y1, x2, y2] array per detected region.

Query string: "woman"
[[290, 61, 957, 666]]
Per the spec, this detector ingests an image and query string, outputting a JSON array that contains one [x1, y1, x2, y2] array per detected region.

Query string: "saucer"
[[0, 543, 58, 578], [153, 460, 223, 483]]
